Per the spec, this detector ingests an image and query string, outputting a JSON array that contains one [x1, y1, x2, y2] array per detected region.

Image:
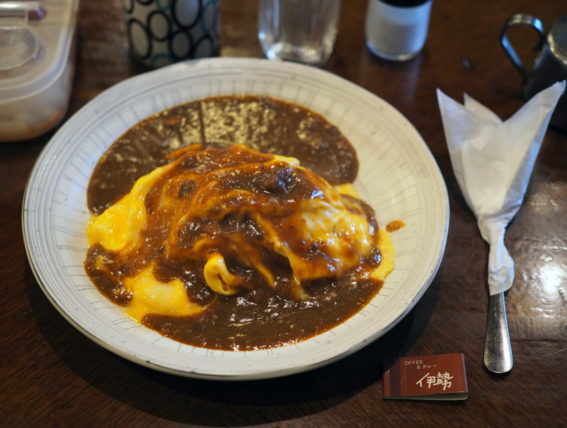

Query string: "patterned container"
[[124, 0, 219, 67]]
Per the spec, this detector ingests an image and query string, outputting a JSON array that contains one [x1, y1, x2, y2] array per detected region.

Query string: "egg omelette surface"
[[85, 143, 394, 348]]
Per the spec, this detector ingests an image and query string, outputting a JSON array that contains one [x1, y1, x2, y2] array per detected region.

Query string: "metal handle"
[[484, 292, 513, 374], [500, 13, 545, 83]]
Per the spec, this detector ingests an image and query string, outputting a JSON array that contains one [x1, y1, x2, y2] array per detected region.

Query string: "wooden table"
[[2, 0, 566, 425]]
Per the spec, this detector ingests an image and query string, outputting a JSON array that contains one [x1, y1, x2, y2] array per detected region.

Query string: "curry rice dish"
[[84, 96, 394, 351]]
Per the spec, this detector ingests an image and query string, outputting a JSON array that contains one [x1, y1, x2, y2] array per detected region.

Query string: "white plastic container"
[[365, 0, 432, 61], [0, 0, 79, 142]]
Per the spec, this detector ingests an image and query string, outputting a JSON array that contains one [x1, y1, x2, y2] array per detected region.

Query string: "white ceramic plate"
[[23, 58, 449, 380]]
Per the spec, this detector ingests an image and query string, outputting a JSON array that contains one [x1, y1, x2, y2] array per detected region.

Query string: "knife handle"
[[484, 292, 514, 374]]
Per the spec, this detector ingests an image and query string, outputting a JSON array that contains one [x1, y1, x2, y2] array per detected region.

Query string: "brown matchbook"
[[383, 353, 468, 400]]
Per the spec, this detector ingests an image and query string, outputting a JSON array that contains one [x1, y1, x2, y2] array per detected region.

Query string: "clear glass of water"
[[258, 0, 341, 66]]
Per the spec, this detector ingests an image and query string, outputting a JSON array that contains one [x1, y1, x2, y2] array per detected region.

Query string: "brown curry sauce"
[[85, 96, 384, 351]]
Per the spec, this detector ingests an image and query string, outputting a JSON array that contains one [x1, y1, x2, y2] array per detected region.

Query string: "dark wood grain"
[[1, 0, 566, 426]]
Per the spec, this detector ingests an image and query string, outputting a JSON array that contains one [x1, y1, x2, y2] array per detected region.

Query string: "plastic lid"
[[0, 23, 39, 71], [0, 0, 79, 103]]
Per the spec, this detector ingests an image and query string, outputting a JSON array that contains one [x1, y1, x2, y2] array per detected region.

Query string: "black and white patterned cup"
[[124, 0, 220, 68]]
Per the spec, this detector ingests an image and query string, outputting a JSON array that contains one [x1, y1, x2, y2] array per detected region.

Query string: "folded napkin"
[[437, 81, 565, 295]]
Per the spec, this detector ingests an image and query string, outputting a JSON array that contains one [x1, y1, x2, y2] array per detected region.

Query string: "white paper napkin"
[[437, 81, 565, 295]]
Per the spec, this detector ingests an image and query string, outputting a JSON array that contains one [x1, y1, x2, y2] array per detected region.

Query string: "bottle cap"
[[379, 0, 431, 8]]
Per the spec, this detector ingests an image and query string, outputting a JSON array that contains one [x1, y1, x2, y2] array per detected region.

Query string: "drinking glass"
[[258, 0, 341, 66]]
